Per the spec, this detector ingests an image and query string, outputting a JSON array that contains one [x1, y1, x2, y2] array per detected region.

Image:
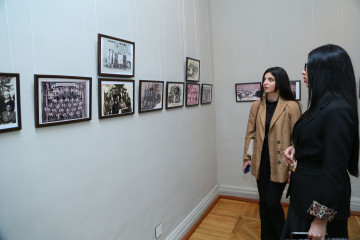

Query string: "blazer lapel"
[[269, 98, 286, 131], [258, 100, 266, 131]]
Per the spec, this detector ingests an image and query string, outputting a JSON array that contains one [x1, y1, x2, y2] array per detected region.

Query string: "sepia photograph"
[[201, 84, 212, 104], [0, 73, 21, 133], [186, 57, 200, 81], [139, 80, 164, 113], [98, 34, 135, 77], [34, 75, 92, 128], [166, 82, 184, 109], [186, 83, 200, 106], [98, 79, 134, 119], [235, 82, 261, 102], [290, 80, 301, 101]]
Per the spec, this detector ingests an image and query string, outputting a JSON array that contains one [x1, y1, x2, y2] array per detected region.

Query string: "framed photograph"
[[185, 57, 200, 81], [235, 82, 261, 102], [186, 83, 200, 106], [290, 80, 301, 101], [0, 73, 21, 133], [201, 84, 213, 104], [98, 79, 135, 119], [166, 82, 184, 109], [98, 33, 135, 77], [139, 80, 164, 113], [34, 75, 92, 128]]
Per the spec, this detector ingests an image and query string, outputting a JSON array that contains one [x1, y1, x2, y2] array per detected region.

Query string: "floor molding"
[[165, 184, 219, 240]]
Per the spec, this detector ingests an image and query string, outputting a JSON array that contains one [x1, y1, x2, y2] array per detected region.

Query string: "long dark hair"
[[307, 44, 359, 177], [260, 67, 296, 101]]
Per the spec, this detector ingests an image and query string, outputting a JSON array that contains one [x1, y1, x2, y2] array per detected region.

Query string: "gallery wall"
[[0, 0, 216, 239], [211, 0, 360, 209]]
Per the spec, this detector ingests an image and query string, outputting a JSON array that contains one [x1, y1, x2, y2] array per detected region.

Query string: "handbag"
[[246, 101, 261, 158]]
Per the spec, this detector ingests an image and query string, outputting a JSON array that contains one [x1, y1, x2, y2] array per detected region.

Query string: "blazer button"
[[277, 160, 281, 165], [277, 150, 281, 154], [277, 140, 281, 144]]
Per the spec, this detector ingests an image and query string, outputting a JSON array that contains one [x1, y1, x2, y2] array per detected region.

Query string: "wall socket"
[[155, 223, 163, 239]]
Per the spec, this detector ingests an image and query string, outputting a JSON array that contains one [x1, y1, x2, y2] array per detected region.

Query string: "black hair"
[[260, 67, 296, 102], [307, 44, 359, 177]]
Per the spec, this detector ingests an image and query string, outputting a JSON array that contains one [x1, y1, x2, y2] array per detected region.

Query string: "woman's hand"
[[283, 146, 296, 167], [308, 218, 327, 240], [243, 161, 251, 173]]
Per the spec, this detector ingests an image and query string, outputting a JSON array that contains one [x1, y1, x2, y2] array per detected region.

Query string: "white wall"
[[212, 0, 360, 208], [0, 0, 217, 239]]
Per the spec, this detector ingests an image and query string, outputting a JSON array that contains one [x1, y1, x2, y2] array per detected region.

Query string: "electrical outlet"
[[155, 223, 163, 239]]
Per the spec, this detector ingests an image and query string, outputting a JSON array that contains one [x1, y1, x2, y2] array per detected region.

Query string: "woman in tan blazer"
[[243, 67, 301, 240]]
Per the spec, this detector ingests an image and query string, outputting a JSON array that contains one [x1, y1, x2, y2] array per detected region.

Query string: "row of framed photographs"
[[0, 73, 212, 133], [98, 34, 201, 82], [235, 81, 301, 102]]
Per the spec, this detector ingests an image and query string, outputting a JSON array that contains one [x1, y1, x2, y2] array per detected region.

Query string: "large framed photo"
[[185, 57, 200, 82], [166, 82, 184, 109], [34, 75, 92, 128], [139, 80, 164, 113], [98, 34, 135, 78], [201, 84, 212, 104], [98, 79, 135, 119], [0, 73, 21, 133], [235, 82, 261, 102], [290, 80, 301, 101], [186, 83, 200, 106]]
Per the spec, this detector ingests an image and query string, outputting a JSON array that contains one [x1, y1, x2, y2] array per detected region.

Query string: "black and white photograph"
[[166, 82, 184, 109], [201, 84, 212, 104], [99, 79, 135, 119], [186, 57, 200, 81], [34, 75, 92, 128], [290, 80, 301, 100], [98, 34, 135, 77], [235, 82, 261, 102], [0, 73, 21, 133], [139, 80, 164, 113]]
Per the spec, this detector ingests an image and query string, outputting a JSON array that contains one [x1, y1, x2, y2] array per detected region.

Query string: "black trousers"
[[257, 153, 287, 240]]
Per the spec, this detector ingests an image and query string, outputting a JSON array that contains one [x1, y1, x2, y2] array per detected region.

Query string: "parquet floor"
[[187, 198, 360, 240]]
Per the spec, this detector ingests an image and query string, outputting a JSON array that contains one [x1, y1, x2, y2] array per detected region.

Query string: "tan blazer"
[[243, 97, 301, 183]]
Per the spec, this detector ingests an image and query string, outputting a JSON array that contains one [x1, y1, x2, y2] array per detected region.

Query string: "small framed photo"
[[98, 78, 135, 119], [201, 84, 213, 104], [235, 82, 261, 102], [139, 80, 164, 113], [166, 82, 184, 109], [290, 80, 301, 101], [98, 33, 135, 77], [0, 73, 21, 133], [34, 75, 92, 128], [186, 83, 200, 106], [185, 57, 200, 81]]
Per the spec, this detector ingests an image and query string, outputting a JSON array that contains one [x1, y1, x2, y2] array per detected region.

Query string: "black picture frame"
[[165, 82, 185, 109], [0, 73, 22, 133], [98, 33, 135, 78], [290, 80, 301, 101], [98, 78, 135, 119], [201, 84, 212, 104], [34, 75, 92, 128], [185, 83, 200, 106], [235, 82, 261, 102], [139, 80, 164, 113], [185, 57, 200, 82]]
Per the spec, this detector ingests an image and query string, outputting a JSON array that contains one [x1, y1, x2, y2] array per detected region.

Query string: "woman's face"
[[302, 64, 309, 88], [5, 105, 11, 112], [263, 72, 276, 94]]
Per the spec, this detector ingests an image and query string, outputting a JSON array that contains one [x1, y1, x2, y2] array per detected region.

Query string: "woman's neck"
[[266, 92, 279, 102]]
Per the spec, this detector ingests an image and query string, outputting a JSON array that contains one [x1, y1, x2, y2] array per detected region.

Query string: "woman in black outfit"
[[281, 44, 359, 240], [243, 67, 301, 240]]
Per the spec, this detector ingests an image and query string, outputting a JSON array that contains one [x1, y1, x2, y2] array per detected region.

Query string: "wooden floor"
[[187, 198, 360, 240]]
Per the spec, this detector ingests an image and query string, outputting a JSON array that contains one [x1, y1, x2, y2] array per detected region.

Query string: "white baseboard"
[[166, 184, 360, 240], [165, 184, 220, 240]]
